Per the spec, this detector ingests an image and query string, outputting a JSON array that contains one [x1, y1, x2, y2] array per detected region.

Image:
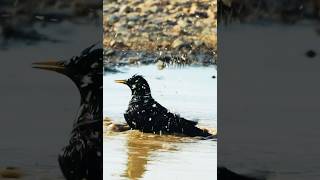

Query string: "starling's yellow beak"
[[32, 60, 65, 72], [115, 79, 127, 84]]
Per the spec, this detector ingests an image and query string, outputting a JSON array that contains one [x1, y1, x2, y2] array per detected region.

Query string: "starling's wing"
[[151, 100, 212, 137], [152, 100, 198, 124], [147, 100, 197, 129], [175, 116, 211, 137], [141, 97, 212, 136]]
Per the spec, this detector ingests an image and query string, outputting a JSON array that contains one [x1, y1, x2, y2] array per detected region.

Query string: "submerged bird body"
[[33, 45, 102, 180], [116, 75, 212, 137]]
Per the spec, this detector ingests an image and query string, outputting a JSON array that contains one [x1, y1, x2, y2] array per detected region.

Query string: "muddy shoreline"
[[104, 0, 217, 68], [104, 48, 216, 70]]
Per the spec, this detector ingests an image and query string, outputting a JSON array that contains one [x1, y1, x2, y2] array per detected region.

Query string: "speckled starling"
[[115, 75, 212, 137], [33, 44, 102, 180]]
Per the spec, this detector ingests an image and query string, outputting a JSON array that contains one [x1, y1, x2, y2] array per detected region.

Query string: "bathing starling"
[[115, 75, 212, 137], [33, 44, 102, 180]]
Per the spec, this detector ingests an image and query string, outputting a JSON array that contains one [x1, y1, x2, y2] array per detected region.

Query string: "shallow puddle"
[[104, 65, 217, 180]]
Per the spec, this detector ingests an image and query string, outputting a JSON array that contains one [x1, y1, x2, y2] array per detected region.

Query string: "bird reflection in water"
[[122, 131, 187, 180], [104, 116, 217, 179]]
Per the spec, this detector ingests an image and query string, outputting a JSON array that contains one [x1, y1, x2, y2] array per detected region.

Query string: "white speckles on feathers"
[[81, 75, 93, 87], [86, 91, 92, 102], [97, 151, 101, 157], [90, 62, 98, 68]]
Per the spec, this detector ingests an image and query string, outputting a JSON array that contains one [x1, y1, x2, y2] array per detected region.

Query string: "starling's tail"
[[183, 125, 213, 137], [180, 119, 213, 137]]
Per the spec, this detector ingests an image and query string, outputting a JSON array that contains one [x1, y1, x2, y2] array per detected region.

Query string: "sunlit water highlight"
[[104, 65, 217, 180]]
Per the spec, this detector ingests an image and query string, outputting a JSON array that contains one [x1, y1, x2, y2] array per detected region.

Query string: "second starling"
[[33, 44, 103, 180]]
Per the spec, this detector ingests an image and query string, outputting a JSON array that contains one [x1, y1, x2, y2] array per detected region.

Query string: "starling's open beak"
[[115, 79, 127, 84], [32, 60, 65, 73]]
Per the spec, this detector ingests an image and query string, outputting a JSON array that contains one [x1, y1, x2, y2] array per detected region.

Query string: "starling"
[[115, 75, 213, 137], [33, 44, 102, 180]]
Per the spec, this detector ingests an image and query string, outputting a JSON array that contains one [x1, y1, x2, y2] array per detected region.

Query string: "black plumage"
[[115, 75, 212, 137], [33, 44, 102, 180]]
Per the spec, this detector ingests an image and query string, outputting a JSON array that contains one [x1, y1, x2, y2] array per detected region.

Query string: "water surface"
[[104, 65, 217, 180]]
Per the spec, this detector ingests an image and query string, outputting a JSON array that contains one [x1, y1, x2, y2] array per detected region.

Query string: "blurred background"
[[218, 0, 320, 179], [0, 0, 102, 179]]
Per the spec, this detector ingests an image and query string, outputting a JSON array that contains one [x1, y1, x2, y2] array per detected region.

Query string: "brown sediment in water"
[[104, 116, 130, 136], [104, 121, 216, 179]]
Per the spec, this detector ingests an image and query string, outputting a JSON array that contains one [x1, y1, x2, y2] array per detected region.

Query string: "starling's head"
[[33, 45, 102, 101], [115, 75, 151, 96]]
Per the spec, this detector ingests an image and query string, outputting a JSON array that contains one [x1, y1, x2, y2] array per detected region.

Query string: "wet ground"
[[104, 65, 217, 180]]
